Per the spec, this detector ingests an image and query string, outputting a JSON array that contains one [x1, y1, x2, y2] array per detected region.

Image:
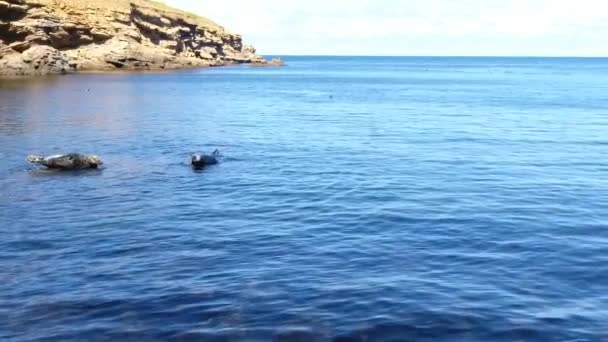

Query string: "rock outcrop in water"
[[0, 0, 271, 76]]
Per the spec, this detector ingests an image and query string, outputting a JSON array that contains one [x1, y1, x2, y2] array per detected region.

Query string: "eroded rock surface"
[[0, 0, 269, 76]]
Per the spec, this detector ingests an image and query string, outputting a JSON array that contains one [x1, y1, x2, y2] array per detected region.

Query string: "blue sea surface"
[[1, 57, 608, 341]]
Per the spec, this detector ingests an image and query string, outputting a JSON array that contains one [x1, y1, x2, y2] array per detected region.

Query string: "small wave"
[[3, 239, 56, 252]]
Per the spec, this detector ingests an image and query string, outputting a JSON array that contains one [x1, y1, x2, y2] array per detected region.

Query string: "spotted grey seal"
[[191, 149, 220, 170], [27, 153, 103, 170]]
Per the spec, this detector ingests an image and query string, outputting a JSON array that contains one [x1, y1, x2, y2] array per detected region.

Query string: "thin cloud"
[[165, 0, 608, 56]]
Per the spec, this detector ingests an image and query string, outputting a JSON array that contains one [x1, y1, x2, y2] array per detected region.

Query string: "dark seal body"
[[191, 150, 219, 170], [27, 154, 103, 170]]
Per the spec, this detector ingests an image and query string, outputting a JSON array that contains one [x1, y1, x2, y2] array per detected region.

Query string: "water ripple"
[[1, 57, 608, 341]]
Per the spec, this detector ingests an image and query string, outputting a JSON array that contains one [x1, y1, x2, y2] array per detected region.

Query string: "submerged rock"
[[0, 0, 270, 76]]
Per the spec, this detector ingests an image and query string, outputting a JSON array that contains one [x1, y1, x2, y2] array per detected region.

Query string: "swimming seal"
[[27, 153, 103, 170], [191, 149, 219, 170]]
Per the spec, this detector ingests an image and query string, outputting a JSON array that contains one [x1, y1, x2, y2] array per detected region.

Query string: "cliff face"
[[0, 0, 267, 76]]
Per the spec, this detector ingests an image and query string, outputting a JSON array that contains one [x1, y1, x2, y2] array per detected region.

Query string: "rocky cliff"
[[0, 0, 269, 76]]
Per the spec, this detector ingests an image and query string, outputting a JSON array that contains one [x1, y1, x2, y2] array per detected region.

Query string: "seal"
[[27, 153, 103, 170], [191, 149, 220, 170]]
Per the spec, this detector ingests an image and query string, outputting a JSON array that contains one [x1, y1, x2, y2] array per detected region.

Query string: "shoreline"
[[0, 59, 286, 79]]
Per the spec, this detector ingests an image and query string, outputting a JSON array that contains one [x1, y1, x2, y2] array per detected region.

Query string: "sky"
[[164, 0, 608, 56]]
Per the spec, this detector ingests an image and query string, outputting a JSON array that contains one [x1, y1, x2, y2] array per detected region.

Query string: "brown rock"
[[251, 58, 286, 67], [9, 40, 31, 52], [159, 40, 178, 51], [0, 45, 73, 75], [8, 3, 28, 13], [22, 45, 73, 73], [1, 0, 271, 76], [90, 28, 112, 41]]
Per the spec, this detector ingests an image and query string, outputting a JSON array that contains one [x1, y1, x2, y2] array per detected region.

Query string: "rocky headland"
[[0, 0, 275, 76]]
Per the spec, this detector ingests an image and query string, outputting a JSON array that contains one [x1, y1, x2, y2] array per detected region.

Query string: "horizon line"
[[260, 54, 608, 59]]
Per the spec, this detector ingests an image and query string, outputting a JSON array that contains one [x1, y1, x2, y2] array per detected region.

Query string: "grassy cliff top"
[[41, 0, 222, 30]]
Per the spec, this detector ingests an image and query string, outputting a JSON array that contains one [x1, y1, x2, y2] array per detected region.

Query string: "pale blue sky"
[[165, 0, 608, 56]]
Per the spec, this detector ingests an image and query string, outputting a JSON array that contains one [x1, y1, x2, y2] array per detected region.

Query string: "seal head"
[[191, 150, 219, 170]]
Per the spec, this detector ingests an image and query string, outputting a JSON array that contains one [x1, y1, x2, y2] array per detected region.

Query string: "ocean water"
[[1, 57, 608, 341]]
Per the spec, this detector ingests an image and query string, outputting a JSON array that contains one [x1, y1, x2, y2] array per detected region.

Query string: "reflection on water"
[[1, 57, 608, 341], [0, 74, 141, 139], [27, 168, 105, 178]]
